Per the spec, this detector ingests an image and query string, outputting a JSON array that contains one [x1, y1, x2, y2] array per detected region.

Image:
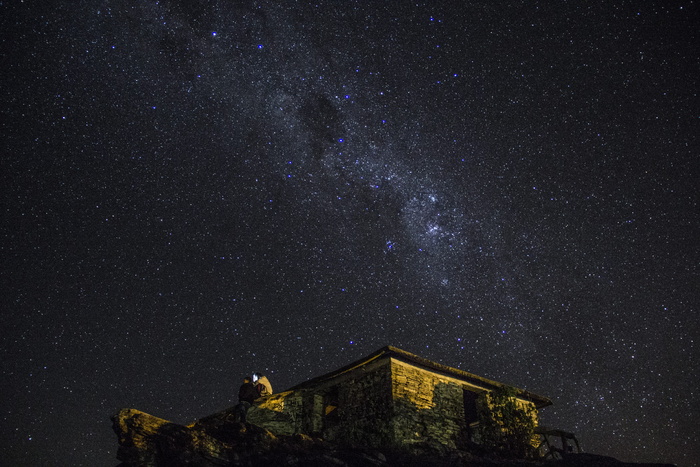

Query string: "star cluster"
[[2, 1, 698, 465]]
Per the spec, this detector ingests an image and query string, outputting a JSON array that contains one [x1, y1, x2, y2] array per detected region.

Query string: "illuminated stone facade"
[[247, 346, 550, 452]]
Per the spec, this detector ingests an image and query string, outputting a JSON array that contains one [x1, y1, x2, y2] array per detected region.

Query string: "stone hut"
[[247, 345, 552, 451]]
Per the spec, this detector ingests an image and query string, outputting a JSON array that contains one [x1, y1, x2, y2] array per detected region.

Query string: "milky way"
[[2, 1, 698, 465]]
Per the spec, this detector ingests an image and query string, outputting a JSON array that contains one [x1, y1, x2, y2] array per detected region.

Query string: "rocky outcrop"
[[111, 407, 516, 466], [112, 407, 391, 466], [112, 407, 676, 467]]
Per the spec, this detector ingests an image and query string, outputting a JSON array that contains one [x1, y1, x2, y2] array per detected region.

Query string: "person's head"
[[252, 372, 262, 382], [243, 376, 252, 383]]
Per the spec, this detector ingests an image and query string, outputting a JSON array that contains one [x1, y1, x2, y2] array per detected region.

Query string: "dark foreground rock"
[[112, 408, 675, 467]]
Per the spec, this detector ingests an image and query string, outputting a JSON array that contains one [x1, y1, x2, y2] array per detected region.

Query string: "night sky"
[[2, 1, 698, 465]]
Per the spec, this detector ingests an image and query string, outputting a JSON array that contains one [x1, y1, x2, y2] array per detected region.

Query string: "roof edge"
[[383, 346, 552, 408], [286, 346, 393, 391], [286, 345, 552, 408]]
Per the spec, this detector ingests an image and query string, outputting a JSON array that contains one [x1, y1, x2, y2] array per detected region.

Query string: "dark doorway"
[[463, 389, 479, 424]]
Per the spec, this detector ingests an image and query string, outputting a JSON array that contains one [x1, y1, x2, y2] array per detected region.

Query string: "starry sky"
[[2, 1, 698, 465]]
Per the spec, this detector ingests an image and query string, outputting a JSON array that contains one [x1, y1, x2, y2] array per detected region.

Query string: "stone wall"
[[248, 358, 395, 446], [247, 356, 542, 455], [328, 358, 394, 446], [390, 359, 481, 451]]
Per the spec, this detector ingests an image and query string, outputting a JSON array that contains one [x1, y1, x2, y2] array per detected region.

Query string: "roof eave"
[[286, 345, 552, 408]]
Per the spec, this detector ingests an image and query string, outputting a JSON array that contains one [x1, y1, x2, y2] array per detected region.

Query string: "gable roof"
[[289, 345, 552, 408]]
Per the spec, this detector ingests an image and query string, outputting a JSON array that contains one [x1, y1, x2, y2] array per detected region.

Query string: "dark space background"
[[2, 1, 697, 465]]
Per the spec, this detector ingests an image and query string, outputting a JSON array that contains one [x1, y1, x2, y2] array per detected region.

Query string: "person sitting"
[[233, 376, 259, 423], [252, 372, 273, 396]]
